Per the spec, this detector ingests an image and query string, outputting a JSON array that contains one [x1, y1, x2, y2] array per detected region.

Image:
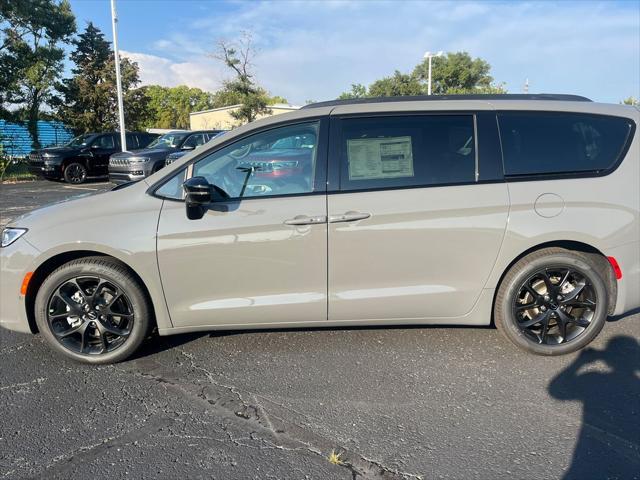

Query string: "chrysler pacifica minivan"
[[1, 94, 638, 364]]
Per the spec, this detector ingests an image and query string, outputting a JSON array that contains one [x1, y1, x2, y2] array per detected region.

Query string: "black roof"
[[301, 93, 592, 109]]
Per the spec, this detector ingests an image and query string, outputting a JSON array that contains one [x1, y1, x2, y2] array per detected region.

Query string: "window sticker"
[[347, 136, 414, 180]]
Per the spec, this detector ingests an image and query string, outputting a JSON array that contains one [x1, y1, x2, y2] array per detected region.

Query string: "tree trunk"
[[27, 92, 41, 151]]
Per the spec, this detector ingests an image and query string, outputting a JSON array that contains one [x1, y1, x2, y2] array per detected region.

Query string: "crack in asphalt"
[[106, 350, 424, 480]]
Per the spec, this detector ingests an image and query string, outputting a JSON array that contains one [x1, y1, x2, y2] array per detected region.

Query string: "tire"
[[63, 162, 87, 184], [35, 257, 152, 364], [494, 247, 609, 356]]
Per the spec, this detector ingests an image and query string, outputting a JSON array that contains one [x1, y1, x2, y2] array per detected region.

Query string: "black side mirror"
[[183, 176, 211, 220], [181, 144, 195, 151]]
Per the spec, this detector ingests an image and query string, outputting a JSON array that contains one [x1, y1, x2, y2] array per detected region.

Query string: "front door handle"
[[328, 211, 371, 223], [284, 215, 327, 226]]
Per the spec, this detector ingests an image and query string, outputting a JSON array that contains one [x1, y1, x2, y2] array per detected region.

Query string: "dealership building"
[[189, 103, 300, 130]]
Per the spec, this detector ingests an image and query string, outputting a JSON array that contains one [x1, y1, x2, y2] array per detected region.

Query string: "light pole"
[[423, 50, 444, 95], [110, 0, 127, 152]]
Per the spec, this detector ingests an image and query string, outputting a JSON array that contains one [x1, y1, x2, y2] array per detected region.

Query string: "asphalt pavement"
[[1, 180, 638, 479]]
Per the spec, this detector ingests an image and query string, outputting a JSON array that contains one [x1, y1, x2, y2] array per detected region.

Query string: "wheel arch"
[[491, 240, 617, 324], [24, 250, 156, 334]]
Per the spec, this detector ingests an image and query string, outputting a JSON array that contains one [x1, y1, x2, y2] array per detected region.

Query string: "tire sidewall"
[[35, 261, 149, 364], [497, 253, 608, 356]]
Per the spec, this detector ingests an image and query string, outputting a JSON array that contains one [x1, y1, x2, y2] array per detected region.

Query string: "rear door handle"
[[328, 211, 371, 223], [284, 215, 327, 225]]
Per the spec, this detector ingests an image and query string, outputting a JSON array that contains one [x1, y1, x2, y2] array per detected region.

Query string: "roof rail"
[[301, 93, 593, 109]]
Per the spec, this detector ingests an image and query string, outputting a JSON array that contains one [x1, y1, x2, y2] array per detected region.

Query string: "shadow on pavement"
[[548, 335, 640, 479]]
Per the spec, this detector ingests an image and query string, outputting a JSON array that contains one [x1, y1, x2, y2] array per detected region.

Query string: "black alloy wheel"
[[64, 162, 87, 184], [513, 266, 597, 345], [35, 257, 151, 364], [494, 247, 609, 355], [46, 276, 134, 355]]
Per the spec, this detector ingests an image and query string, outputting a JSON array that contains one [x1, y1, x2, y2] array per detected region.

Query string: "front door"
[[327, 113, 509, 321], [156, 120, 328, 328]]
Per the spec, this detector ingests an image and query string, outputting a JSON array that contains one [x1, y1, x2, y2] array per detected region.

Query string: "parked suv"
[[164, 131, 227, 167], [2, 94, 638, 364], [109, 130, 224, 184], [27, 132, 158, 184]]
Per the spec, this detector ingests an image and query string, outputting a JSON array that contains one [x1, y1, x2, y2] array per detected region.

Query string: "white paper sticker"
[[347, 136, 414, 180]]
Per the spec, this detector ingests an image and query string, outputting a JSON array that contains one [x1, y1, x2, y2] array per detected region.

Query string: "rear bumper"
[[0, 238, 40, 334], [608, 241, 640, 316]]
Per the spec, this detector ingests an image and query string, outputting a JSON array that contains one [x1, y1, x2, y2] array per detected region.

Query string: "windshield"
[[147, 132, 188, 149], [66, 134, 96, 148]]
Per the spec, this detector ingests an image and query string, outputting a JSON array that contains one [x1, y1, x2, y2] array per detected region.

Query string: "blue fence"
[[0, 120, 75, 157]]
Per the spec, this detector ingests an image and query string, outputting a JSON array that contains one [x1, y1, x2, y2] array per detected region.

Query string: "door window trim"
[[149, 117, 330, 202]]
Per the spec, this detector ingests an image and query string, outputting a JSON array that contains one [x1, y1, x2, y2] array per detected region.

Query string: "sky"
[[68, 0, 640, 105]]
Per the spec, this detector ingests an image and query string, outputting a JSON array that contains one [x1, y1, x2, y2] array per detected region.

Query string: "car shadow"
[[548, 335, 640, 479]]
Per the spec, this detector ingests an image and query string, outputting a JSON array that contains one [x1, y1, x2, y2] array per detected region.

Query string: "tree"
[[621, 96, 639, 106], [140, 85, 218, 129], [413, 52, 505, 94], [337, 51, 505, 99], [368, 71, 424, 97], [55, 22, 147, 132], [211, 32, 272, 125], [0, 0, 75, 147], [338, 83, 368, 100]]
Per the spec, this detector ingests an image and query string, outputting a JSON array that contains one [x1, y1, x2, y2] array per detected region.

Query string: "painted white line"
[[62, 186, 99, 191]]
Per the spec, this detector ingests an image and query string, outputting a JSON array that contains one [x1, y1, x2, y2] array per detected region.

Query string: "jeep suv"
[[27, 132, 158, 184], [2, 94, 638, 364], [109, 130, 224, 184]]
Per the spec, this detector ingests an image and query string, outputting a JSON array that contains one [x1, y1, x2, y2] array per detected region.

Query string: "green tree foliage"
[[413, 52, 505, 94], [55, 22, 147, 133], [212, 33, 272, 125], [621, 96, 639, 106], [338, 51, 505, 99], [338, 83, 368, 100], [368, 71, 424, 97], [0, 0, 75, 147], [140, 85, 218, 129]]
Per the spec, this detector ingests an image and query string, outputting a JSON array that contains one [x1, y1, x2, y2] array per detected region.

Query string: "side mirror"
[[181, 144, 195, 151], [183, 176, 211, 220]]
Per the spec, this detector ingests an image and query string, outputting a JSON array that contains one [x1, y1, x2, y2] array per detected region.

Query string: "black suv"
[[28, 132, 158, 184], [108, 130, 224, 184]]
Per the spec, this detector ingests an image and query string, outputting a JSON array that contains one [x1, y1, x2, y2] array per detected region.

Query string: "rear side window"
[[337, 115, 475, 191], [498, 112, 633, 176]]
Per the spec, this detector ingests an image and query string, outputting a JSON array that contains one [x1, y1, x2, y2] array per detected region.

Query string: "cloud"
[[126, 1, 639, 104], [120, 51, 226, 92]]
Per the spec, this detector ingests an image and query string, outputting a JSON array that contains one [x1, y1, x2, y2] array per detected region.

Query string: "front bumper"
[[108, 162, 152, 184], [28, 163, 62, 178], [0, 238, 40, 334]]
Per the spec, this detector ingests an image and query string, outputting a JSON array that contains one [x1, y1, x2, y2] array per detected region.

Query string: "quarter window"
[[337, 115, 476, 191], [498, 112, 633, 176]]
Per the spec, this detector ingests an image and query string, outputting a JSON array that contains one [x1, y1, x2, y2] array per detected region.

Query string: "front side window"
[[94, 135, 115, 149], [337, 115, 475, 191], [191, 122, 319, 199], [182, 134, 206, 149], [498, 112, 634, 176]]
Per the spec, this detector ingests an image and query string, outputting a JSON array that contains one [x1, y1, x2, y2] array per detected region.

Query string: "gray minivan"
[[1, 94, 638, 364]]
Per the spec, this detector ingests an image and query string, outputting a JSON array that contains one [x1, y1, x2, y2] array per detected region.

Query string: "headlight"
[[1, 228, 28, 248], [129, 156, 150, 163]]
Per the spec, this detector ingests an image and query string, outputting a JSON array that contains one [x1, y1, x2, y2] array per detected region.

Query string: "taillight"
[[607, 256, 622, 280]]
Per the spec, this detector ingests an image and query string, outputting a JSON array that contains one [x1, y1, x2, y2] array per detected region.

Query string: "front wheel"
[[63, 162, 87, 184], [35, 257, 152, 364], [494, 248, 609, 356]]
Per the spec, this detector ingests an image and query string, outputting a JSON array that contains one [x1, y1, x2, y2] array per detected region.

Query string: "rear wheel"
[[63, 162, 87, 184], [35, 257, 152, 364], [494, 248, 608, 355]]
